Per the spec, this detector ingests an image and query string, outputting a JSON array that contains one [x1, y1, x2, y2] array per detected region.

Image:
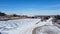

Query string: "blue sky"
[[0, 0, 60, 15]]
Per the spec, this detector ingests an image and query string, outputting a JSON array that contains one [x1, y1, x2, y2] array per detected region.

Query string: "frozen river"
[[0, 18, 40, 34], [0, 18, 60, 34]]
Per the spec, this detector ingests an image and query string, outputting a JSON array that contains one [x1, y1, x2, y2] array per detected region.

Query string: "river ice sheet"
[[0, 18, 60, 34], [0, 18, 40, 34]]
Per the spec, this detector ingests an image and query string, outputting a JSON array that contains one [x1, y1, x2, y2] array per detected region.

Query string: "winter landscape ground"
[[0, 18, 40, 34], [0, 18, 60, 34]]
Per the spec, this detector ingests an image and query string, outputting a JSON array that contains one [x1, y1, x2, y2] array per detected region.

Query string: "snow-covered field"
[[0, 18, 40, 34], [0, 18, 60, 34]]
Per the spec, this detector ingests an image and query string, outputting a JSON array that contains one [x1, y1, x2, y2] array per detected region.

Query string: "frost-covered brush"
[[35, 17, 54, 27], [48, 17, 60, 29], [52, 20, 60, 29]]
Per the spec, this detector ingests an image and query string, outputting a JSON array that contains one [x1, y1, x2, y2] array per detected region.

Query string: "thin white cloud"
[[46, 4, 60, 7]]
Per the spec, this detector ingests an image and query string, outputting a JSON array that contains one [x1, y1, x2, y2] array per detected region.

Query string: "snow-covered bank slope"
[[32, 26, 60, 34], [32, 18, 60, 34]]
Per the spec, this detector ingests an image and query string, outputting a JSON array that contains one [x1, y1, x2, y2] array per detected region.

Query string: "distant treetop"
[[0, 12, 6, 16]]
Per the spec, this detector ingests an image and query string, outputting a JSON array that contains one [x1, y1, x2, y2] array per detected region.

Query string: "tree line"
[[0, 12, 18, 17]]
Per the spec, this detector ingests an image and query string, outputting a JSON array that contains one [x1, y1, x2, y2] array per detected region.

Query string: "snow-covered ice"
[[0, 18, 60, 34], [0, 18, 40, 34]]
